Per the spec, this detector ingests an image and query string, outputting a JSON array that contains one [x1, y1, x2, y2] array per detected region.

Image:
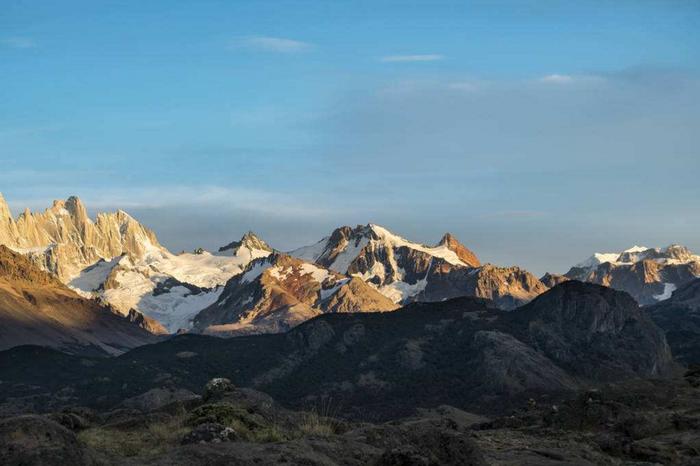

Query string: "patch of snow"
[[136, 286, 223, 332], [241, 260, 273, 283], [100, 264, 224, 332], [377, 277, 428, 303], [328, 237, 369, 273], [368, 224, 466, 266], [268, 266, 293, 281], [575, 252, 621, 269], [69, 257, 121, 296], [653, 283, 677, 301], [624, 245, 649, 254], [319, 278, 351, 300], [139, 246, 264, 289], [373, 258, 434, 303], [290, 237, 330, 263], [299, 262, 332, 283]]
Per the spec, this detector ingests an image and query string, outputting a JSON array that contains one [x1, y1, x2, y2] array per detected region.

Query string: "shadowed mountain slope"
[[647, 277, 700, 365], [0, 282, 674, 420], [0, 246, 159, 356]]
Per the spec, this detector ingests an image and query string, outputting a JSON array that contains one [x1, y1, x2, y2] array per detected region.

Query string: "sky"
[[1, 0, 699, 275]]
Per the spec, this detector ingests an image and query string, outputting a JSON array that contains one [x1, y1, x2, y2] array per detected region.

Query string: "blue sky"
[[1, 0, 699, 275]]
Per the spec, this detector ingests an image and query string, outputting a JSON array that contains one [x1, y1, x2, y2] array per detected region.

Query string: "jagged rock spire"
[[0, 193, 163, 280], [438, 232, 480, 267], [219, 231, 272, 254], [0, 193, 12, 221], [0, 193, 19, 247]]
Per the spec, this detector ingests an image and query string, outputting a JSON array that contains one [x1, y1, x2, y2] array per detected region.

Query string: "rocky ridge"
[[291, 224, 546, 309], [193, 252, 398, 335], [565, 245, 700, 305]]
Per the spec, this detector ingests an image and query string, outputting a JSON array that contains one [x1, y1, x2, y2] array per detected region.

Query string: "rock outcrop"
[[540, 272, 569, 288], [513, 281, 675, 381], [416, 263, 548, 310], [0, 415, 94, 466]]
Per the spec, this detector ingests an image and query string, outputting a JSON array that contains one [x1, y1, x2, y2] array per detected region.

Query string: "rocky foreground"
[[2, 371, 700, 466]]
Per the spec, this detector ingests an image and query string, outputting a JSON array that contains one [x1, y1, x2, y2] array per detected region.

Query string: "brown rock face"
[[0, 245, 159, 355], [324, 276, 396, 313], [416, 264, 548, 310], [194, 253, 398, 336], [126, 309, 169, 335], [438, 233, 480, 267]]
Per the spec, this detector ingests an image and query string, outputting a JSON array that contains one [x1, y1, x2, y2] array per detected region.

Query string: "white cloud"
[[8, 185, 332, 220], [540, 74, 575, 84], [232, 36, 311, 53], [539, 74, 607, 86], [1, 37, 35, 49], [380, 54, 444, 63]]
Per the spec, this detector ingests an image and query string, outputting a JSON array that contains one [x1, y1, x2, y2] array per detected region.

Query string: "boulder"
[[0, 415, 92, 466], [202, 378, 235, 402], [181, 422, 238, 445]]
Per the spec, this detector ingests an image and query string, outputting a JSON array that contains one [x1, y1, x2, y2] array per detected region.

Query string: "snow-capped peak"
[[623, 245, 649, 254], [217, 231, 273, 262], [574, 244, 700, 271]]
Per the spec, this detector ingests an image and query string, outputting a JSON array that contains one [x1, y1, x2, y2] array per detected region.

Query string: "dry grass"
[[79, 414, 189, 458], [297, 399, 342, 437]]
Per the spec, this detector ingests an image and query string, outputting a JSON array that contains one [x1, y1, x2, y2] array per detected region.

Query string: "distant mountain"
[[647, 277, 700, 365], [291, 224, 546, 309], [564, 245, 700, 305], [540, 272, 569, 288], [217, 231, 274, 260], [193, 252, 398, 335], [0, 282, 674, 419], [0, 245, 158, 356], [0, 193, 161, 281], [0, 194, 273, 333]]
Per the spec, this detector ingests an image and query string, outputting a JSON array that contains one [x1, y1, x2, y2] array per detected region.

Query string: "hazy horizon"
[[2, 1, 699, 276]]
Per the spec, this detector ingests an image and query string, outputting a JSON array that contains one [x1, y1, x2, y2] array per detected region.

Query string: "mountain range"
[[3, 193, 700, 465], [0, 281, 675, 419], [1, 193, 699, 343]]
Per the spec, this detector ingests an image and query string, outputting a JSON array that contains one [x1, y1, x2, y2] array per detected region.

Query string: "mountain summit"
[[218, 231, 273, 259], [438, 232, 480, 267], [291, 224, 544, 308], [194, 252, 397, 335]]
